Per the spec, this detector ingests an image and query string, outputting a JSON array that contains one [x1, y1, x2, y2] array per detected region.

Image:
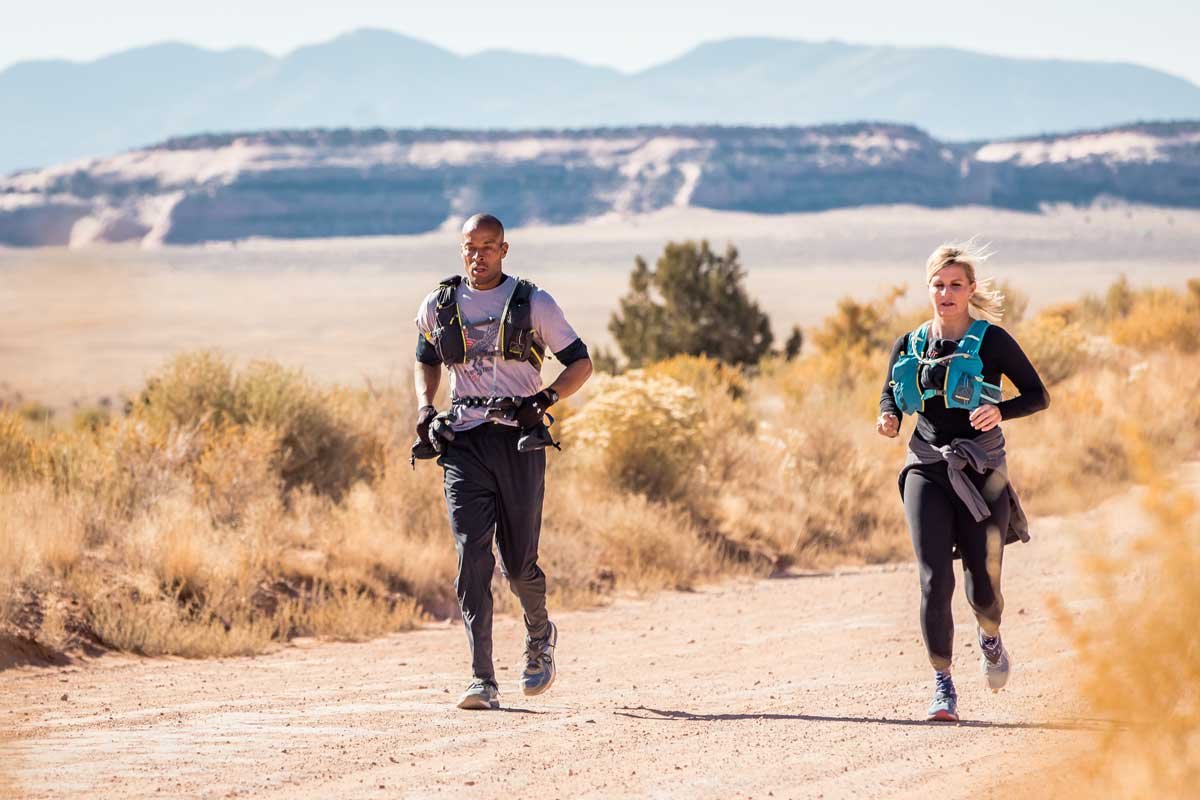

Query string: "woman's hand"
[[876, 413, 900, 438], [969, 403, 1002, 431]]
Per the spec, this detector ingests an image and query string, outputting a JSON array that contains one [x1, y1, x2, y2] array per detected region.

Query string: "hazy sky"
[[4, 0, 1199, 85]]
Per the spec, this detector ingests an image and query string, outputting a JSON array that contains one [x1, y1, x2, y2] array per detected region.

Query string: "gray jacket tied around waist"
[[900, 427, 1030, 546]]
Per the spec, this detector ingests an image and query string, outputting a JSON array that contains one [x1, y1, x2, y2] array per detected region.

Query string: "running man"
[[414, 213, 593, 710]]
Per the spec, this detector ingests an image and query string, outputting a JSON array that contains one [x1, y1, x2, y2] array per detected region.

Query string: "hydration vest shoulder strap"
[[432, 275, 467, 364], [435, 275, 462, 306], [957, 319, 991, 357], [910, 322, 930, 357], [499, 278, 545, 367]]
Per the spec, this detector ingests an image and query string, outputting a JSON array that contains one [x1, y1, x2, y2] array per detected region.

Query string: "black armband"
[[416, 334, 442, 366], [553, 338, 589, 366]]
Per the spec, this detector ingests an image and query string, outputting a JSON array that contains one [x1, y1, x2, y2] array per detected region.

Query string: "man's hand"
[[969, 404, 1002, 431], [416, 405, 438, 446], [516, 389, 557, 429], [876, 412, 900, 438]]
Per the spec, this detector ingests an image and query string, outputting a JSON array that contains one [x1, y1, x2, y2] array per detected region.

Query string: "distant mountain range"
[[2, 29, 1199, 174], [3, 121, 1198, 247]]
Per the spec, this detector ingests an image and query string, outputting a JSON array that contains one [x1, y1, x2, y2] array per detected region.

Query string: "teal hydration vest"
[[890, 319, 1003, 414]]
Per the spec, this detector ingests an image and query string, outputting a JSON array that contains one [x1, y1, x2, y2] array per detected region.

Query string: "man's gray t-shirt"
[[415, 275, 580, 431]]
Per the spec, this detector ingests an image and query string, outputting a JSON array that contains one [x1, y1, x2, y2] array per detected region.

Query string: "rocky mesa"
[[1, 121, 1198, 247]]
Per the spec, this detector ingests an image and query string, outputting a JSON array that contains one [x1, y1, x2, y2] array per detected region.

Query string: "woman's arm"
[[877, 334, 907, 437], [993, 327, 1051, 421]]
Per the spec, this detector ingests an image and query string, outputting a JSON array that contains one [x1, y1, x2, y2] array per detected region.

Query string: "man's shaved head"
[[462, 213, 505, 239], [460, 213, 508, 290]]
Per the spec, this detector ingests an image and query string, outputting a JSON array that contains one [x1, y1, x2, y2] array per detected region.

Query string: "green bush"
[[609, 241, 773, 367]]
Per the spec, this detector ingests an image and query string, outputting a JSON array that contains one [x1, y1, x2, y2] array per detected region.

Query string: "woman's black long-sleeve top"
[[879, 324, 1050, 447]]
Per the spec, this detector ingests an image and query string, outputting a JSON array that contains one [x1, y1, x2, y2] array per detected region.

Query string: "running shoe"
[[519, 620, 557, 696], [927, 671, 959, 722], [979, 629, 1011, 692], [456, 679, 500, 710]]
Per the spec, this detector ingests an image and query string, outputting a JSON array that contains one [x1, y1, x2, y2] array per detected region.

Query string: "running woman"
[[877, 242, 1049, 721]]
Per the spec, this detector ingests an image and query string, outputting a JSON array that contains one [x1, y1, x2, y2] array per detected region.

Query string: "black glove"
[[515, 388, 557, 430], [428, 414, 455, 453], [415, 405, 438, 446]]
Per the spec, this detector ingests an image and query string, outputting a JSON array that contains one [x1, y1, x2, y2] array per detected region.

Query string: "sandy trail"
[[4, 466, 1191, 799]]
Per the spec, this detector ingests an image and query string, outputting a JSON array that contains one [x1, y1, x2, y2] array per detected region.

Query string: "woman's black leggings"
[[903, 468, 1010, 671]]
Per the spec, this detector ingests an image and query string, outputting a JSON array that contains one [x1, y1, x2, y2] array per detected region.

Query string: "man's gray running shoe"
[[927, 672, 959, 722], [456, 679, 500, 710], [979, 629, 1011, 692], [520, 620, 557, 697]]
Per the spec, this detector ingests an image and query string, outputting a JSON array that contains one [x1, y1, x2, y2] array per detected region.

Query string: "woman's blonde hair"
[[925, 238, 1005, 322]]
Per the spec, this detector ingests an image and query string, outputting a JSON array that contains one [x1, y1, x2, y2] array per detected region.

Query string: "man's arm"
[[415, 362, 441, 409], [548, 357, 592, 401], [530, 289, 592, 402]]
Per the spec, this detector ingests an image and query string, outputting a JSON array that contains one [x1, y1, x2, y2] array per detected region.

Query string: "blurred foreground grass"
[[1039, 441, 1200, 799]]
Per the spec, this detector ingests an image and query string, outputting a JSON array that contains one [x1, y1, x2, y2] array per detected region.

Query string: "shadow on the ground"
[[614, 705, 1121, 732]]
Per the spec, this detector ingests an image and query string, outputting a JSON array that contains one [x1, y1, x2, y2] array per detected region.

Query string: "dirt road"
[[5, 468, 1187, 799]]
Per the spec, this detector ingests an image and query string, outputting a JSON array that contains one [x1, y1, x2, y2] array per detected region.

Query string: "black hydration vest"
[[428, 275, 545, 368]]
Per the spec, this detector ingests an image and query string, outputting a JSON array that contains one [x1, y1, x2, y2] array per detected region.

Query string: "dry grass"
[[1039, 440, 1200, 798], [0, 278, 1196, 664]]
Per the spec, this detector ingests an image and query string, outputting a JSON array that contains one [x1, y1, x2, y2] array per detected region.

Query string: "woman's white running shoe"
[[979, 629, 1011, 692], [927, 671, 959, 722]]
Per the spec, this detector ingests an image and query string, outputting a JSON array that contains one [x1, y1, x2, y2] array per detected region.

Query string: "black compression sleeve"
[[554, 338, 589, 365], [992, 327, 1050, 420], [880, 334, 906, 417], [416, 334, 441, 366]]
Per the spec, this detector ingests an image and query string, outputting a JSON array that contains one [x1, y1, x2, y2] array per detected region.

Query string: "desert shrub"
[[1104, 273, 1136, 320], [562, 371, 702, 502], [994, 280, 1030, 325], [1037, 301, 1084, 327], [235, 363, 384, 499], [782, 325, 804, 360], [810, 286, 906, 355], [133, 353, 385, 501], [72, 406, 111, 433], [15, 402, 54, 425], [283, 586, 423, 641], [135, 350, 237, 430], [731, 343, 910, 566], [0, 412, 41, 483], [193, 424, 281, 526], [763, 344, 881, 414], [1109, 287, 1200, 353], [76, 569, 278, 659], [1007, 351, 1200, 514], [1017, 312, 1090, 385], [641, 355, 759, 494], [53, 420, 197, 531], [544, 478, 718, 593], [646, 354, 749, 401]]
